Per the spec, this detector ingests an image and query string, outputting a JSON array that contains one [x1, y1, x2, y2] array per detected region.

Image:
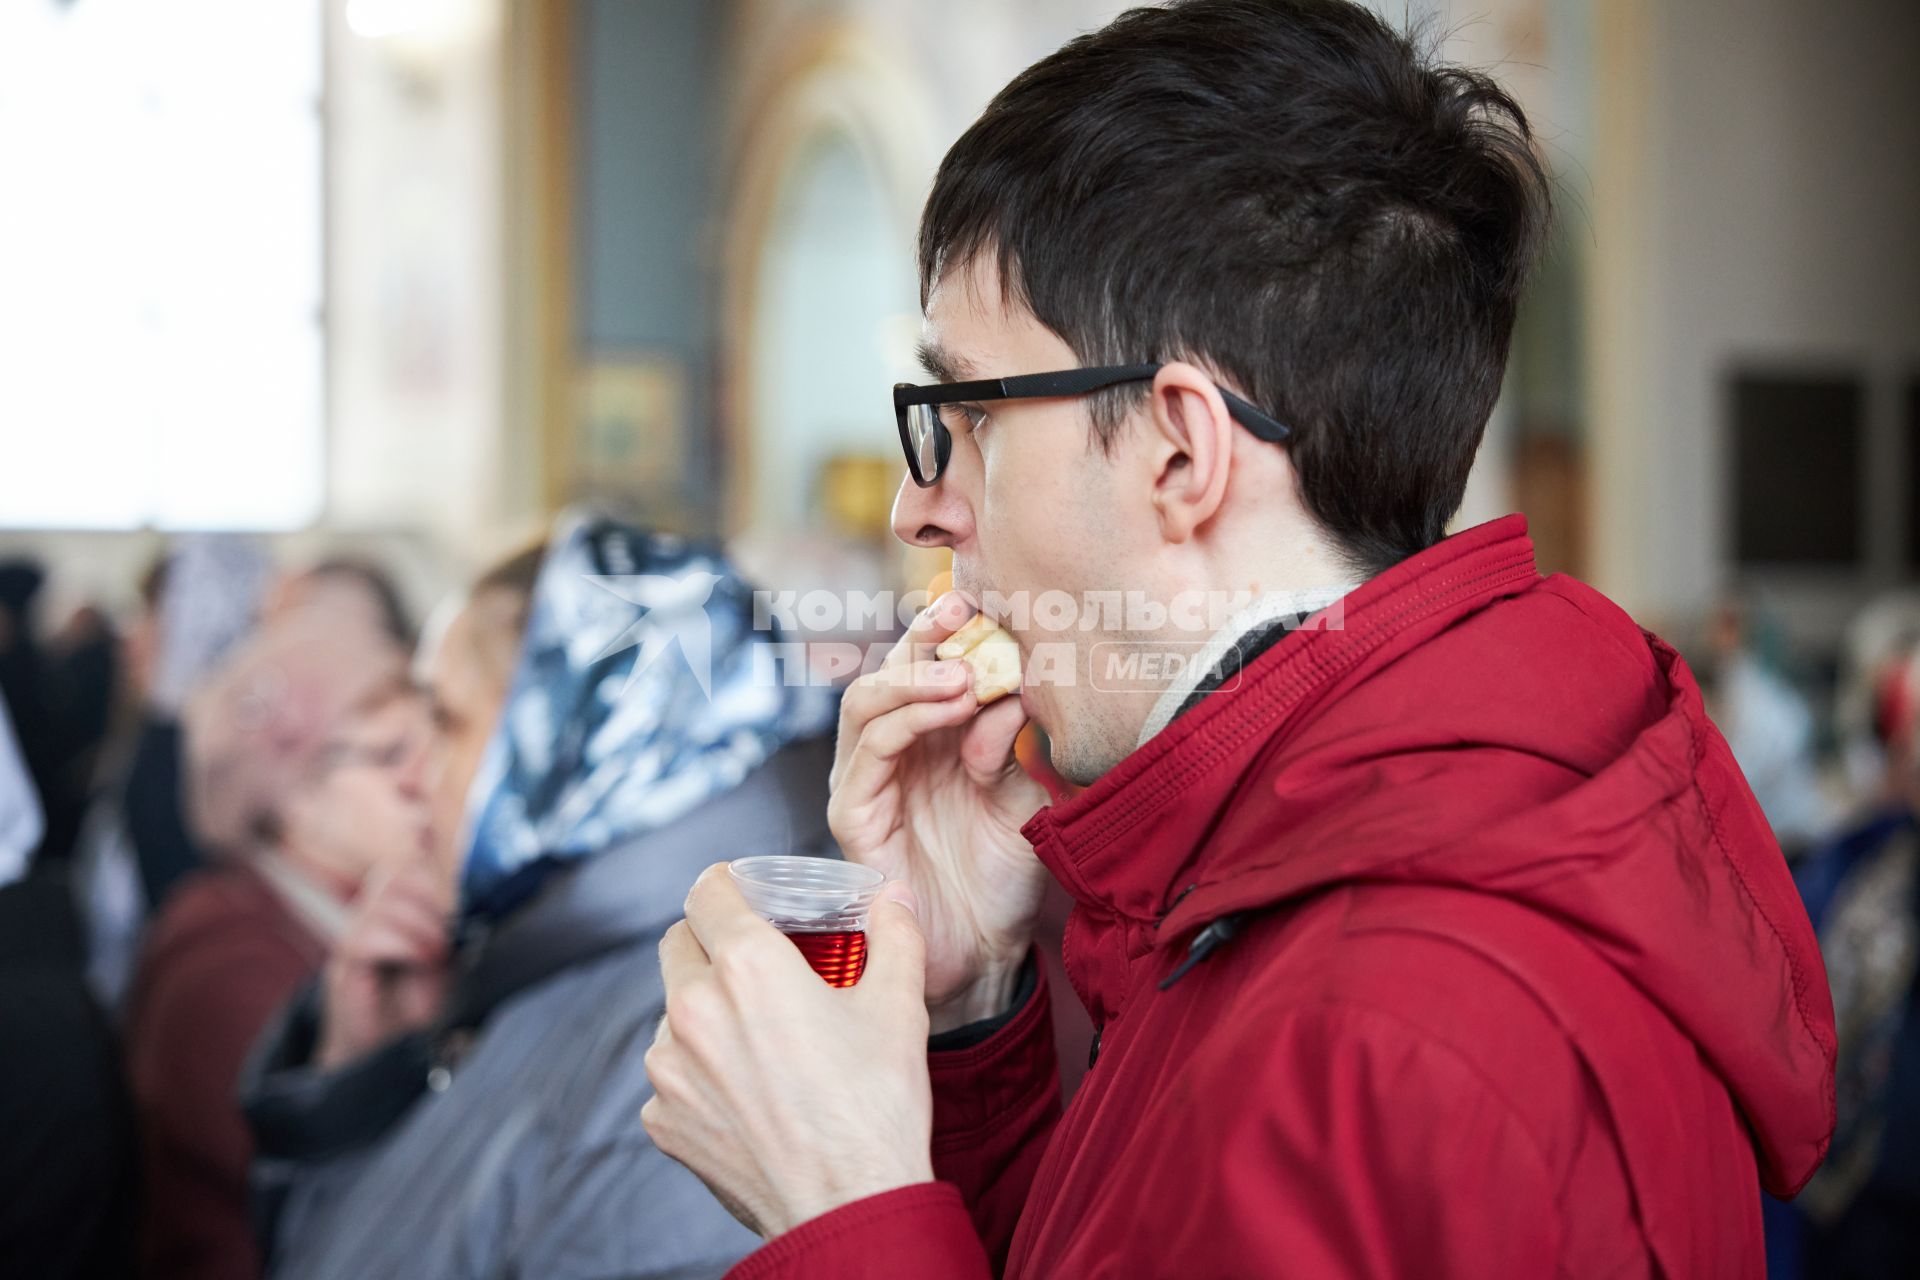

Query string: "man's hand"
[[829, 591, 1050, 1031], [642, 865, 935, 1238], [316, 850, 453, 1070]]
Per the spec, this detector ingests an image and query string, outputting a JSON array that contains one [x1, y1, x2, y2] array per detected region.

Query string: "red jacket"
[[126, 865, 328, 1280], [732, 516, 1836, 1279]]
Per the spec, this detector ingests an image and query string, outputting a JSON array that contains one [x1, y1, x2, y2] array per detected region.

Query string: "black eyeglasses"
[[891, 362, 1290, 487]]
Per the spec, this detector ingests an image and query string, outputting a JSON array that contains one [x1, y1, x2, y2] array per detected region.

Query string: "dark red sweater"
[[126, 865, 327, 1280]]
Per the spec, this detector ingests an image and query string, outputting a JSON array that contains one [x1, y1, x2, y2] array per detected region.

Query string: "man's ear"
[[1146, 362, 1236, 544]]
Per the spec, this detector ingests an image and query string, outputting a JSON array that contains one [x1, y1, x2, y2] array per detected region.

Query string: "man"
[[641, 2, 1838, 1276], [240, 516, 839, 1280], [125, 602, 425, 1279]]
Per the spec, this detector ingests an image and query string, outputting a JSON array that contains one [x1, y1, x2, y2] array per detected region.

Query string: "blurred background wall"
[[1, 0, 1916, 676], [1590, 0, 1920, 650]]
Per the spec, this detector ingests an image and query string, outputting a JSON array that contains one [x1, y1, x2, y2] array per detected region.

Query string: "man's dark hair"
[[919, 0, 1551, 574]]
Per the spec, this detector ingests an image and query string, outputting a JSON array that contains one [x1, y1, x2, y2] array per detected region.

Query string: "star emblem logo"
[[583, 571, 726, 698]]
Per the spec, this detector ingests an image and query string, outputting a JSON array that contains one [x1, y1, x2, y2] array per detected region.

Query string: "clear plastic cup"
[[728, 856, 887, 987]]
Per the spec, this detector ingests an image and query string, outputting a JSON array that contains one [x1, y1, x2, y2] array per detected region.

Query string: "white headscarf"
[[0, 695, 42, 888], [152, 534, 272, 715]]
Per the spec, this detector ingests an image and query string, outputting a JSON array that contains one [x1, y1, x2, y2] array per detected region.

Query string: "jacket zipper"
[[1158, 913, 1246, 990]]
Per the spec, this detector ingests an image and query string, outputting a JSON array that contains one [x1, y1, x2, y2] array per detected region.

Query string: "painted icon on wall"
[[574, 356, 689, 524]]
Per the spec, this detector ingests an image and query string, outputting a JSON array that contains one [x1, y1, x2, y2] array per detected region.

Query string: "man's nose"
[[890, 472, 969, 549]]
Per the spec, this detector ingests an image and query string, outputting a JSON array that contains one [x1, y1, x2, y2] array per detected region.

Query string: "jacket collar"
[[1020, 515, 1540, 940]]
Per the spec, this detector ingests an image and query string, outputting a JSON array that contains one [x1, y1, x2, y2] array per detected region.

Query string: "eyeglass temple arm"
[[896, 365, 1291, 442], [1003, 368, 1291, 442], [1218, 391, 1291, 443]]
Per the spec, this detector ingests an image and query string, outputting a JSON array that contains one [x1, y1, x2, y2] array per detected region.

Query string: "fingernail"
[[888, 883, 920, 920]]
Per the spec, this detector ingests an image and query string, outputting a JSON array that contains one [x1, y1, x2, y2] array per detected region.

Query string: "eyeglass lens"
[[906, 403, 942, 481]]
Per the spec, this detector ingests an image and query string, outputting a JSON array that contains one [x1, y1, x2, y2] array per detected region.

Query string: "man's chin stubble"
[[1044, 714, 1137, 788]]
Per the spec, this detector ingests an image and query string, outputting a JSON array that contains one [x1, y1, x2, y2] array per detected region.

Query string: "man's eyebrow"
[[915, 340, 976, 385]]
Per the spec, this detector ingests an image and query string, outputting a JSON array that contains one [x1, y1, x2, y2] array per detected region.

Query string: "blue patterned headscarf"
[[457, 512, 837, 923]]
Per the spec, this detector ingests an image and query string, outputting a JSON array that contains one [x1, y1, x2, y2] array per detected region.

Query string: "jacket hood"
[[1023, 515, 1836, 1197]]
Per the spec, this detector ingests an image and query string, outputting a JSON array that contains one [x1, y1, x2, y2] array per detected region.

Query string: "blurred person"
[[124, 605, 419, 1280], [43, 602, 123, 806], [0, 556, 119, 863], [72, 539, 271, 1008], [266, 555, 415, 649], [1784, 638, 1920, 1279], [640, 3, 1837, 1277], [73, 551, 180, 1009], [241, 515, 837, 1280], [0, 559, 56, 824], [1705, 594, 1833, 855], [1833, 593, 1920, 801], [0, 692, 137, 1278], [129, 535, 272, 909]]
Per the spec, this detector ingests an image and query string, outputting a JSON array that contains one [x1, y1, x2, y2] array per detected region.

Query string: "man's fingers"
[[836, 661, 972, 750], [880, 589, 978, 673], [859, 687, 981, 761], [658, 917, 711, 995], [958, 693, 1032, 786], [831, 696, 981, 815], [683, 864, 804, 982], [832, 660, 972, 791], [861, 883, 928, 1006]]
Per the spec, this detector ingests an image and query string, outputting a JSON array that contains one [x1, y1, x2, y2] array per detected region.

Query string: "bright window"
[[0, 0, 324, 530]]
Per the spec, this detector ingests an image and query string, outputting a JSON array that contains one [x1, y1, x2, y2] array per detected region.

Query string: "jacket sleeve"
[[725, 957, 1063, 1280], [928, 956, 1062, 1268]]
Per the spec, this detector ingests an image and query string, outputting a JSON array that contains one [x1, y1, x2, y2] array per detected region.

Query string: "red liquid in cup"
[[784, 929, 868, 987]]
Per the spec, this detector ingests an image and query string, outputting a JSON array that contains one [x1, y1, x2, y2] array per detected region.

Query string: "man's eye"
[[940, 403, 988, 433]]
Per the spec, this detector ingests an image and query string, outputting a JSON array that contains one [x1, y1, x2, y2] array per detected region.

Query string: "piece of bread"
[[935, 614, 1023, 705]]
